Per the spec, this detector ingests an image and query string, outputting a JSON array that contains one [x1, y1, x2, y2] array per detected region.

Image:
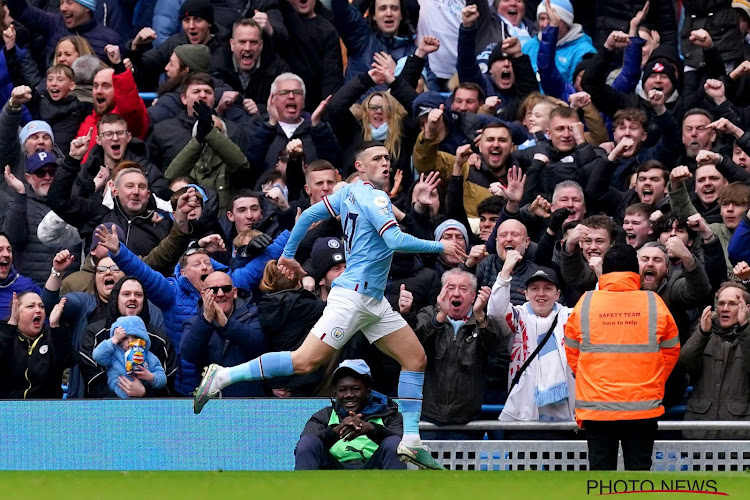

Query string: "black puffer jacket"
[[1, 191, 80, 286], [257, 288, 327, 395], [681, 0, 743, 67], [594, 0, 678, 48], [47, 155, 172, 257], [0, 322, 74, 399], [78, 276, 177, 398], [75, 139, 170, 200]]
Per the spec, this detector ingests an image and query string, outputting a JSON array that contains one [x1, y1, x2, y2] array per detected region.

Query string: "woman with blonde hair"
[[54, 36, 95, 67], [325, 66, 420, 193]]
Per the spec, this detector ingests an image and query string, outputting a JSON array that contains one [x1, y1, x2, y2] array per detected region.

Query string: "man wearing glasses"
[[247, 72, 340, 172], [74, 113, 169, 200], [182, 271, 269, 398], [2, 151, 81, 285]]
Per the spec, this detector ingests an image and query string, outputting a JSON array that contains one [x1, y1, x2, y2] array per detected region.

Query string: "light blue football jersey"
[[322, 181, 400, 299]]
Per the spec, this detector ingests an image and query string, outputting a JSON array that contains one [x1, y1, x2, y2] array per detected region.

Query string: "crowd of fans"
[[1, 0, 750, 440]]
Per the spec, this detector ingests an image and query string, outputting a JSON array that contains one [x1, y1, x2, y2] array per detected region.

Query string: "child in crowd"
[[92, 316, 166, 398]]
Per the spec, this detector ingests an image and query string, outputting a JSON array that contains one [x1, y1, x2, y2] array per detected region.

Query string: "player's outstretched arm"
[[281, 201, 337, 261], [382, 224, 467, 262]]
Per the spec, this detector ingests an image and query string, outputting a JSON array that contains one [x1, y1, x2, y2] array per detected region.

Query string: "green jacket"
[[164, 126, 250, 211]]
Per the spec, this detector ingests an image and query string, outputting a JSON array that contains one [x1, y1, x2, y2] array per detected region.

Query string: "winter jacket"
[[182, 298, 269, 397], [147, 111, 247, 173], [210, 43, 291, 115], [92, 324, 167, 398], [413, 131, 518, 218], [82, 318, 176, 398], [0, 101, 64, 185], [2, 191, 73, 286], [0, 47, 32, 127], [487, 275, 576, 422], [456, 24, 539, 123], [94, 0, 139, 40], [409, 305, 501, 425], [278, 1, 343, 110], [0, 267, 41, 321], [40, 287, 166, 398], [257, 288, 328, 395], [727, 214, 750, 266], [0, 322, 73, 399], [75, 138, 169, 200], [164, 126, 251, 211], [564, 272, 681, 424], [594, 0, 677, 49], [331, 0, 415, 81], [325, 71, 419, 179], [76, 67, 149, 160], [384, 254, 440, 313], [523, 24, 596, 85], [47, 155, 172, 258], [681, 0, 743, 67], [515, 142, 603, 206], [151, 0, 185, 46], [680, 319, 750, 439], [539, 30, 643, 102], [246, 118, 340, 173], [300, 391, 403, 461], [5, 0, 123, 61], [109, 231, 288, 394]]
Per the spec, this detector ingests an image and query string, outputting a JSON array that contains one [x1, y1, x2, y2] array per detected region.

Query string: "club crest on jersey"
[[331, 327, 345, 340], [373, 196, 389, 208]]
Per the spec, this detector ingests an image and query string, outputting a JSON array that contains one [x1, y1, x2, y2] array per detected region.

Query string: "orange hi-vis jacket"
[[564, 272, 680, 425]]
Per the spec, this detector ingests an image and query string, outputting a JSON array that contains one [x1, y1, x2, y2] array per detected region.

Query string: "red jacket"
[[76, 69, 149, 162]]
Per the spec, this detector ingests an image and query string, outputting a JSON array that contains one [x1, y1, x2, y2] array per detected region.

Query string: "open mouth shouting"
[[640, 187, 655, 203], [642, 268, 657, 286], [48, 88, 62, 100], [32, 313, 43, 329], [625, 232, 637, 246], [498, 70, 513, 88], [0, 258, 10, 276]]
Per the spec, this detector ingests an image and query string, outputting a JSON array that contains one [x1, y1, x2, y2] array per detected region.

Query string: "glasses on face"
[[96, 265, 120, 274], [207, 285, 233, 294], [368, 104, 384, 112], [717, 300, 740, 309], [33, 167, 57, 178], [98, 130, 128, 140], [276, 89, 303, 97]]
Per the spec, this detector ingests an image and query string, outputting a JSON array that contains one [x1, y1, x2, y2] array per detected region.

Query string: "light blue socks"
[[397, 370, 424, 443], [217, 352, 294, 390]]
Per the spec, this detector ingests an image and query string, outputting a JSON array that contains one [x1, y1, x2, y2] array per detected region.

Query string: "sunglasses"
[[33, 167, 57, 178], [206, 285, 233, 294], [96, 265, 120, 274]]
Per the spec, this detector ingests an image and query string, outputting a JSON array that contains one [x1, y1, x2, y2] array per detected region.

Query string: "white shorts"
[[310, 287, 408, 350]]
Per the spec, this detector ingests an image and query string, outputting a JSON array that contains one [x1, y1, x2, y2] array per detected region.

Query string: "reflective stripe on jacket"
[[564, 272, 680, 424]]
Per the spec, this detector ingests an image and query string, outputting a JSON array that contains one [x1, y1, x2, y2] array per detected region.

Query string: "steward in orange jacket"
[[564, 271, 680, 425]]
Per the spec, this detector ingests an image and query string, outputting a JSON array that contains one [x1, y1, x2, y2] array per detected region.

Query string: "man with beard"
[[2, 152, 80, 285], [294, 359, 406, 470], [457, 5, 538, 122], [211, 18, 290, 118], [432, 220, 469, 278], [559, 215, 615, 297], [414, 121, 517, 218], [73, 113, 169, 199], [182, 271, 269, 397], [0, 232, 40, 321], [76, 45, 149, 161], [637, 241, 712, 343], [587, 160, 671, 224]]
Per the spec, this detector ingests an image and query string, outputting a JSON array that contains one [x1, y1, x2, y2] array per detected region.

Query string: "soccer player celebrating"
[[194, 141, 467, 470]]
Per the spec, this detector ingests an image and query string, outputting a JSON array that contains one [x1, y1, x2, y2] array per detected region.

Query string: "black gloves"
[[236, 233, 273, 258], [193, 100, 214, 144], [547, 208, 570, 234]]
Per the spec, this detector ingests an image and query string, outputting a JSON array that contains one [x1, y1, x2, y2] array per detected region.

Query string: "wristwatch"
[[50, 268, 62, 278], [7, 98, 21, 111]]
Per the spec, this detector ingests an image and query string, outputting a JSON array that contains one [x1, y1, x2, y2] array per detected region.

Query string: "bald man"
[[181, 271, 269, 397]]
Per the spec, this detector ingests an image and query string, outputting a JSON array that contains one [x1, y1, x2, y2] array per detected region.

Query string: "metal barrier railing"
[[420, 420, 750, 431]]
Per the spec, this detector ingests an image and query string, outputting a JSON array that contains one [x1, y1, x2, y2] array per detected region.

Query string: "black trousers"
[[584, 418, 658, 471]]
